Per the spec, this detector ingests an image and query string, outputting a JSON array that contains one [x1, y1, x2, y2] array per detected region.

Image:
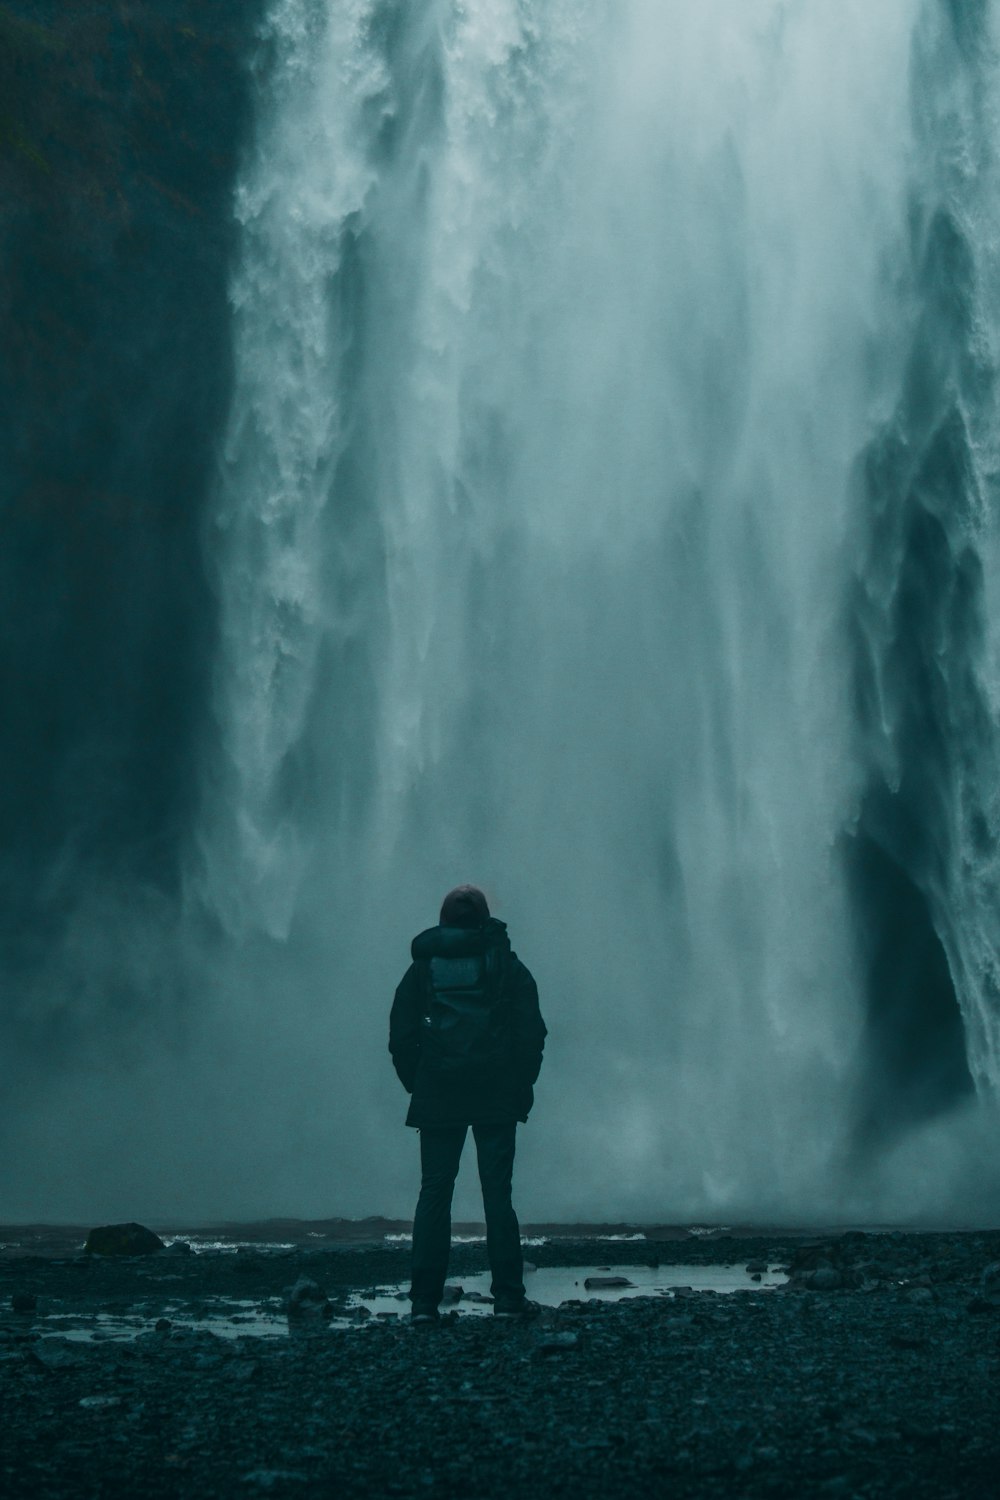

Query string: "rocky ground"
[[2, 1227, 1000, 1498]]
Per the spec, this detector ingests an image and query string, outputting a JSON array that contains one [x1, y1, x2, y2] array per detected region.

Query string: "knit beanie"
[[439, 885, 490, 928]]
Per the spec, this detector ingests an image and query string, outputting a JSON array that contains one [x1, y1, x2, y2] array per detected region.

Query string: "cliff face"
[[0, 2, 263, 965]]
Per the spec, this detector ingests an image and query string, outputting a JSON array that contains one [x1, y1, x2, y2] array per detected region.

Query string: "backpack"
[[420, 946, 510, 1076]]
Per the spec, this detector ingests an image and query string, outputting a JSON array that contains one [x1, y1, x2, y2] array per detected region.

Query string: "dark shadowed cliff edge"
[[0, 1, 262, 1050]]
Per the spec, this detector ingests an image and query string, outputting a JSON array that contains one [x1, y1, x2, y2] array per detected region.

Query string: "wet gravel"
[[2, 1229, 1000, 1497]]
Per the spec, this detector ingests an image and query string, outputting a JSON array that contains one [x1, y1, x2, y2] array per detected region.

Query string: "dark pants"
[[410, 1123, 525, 1309]]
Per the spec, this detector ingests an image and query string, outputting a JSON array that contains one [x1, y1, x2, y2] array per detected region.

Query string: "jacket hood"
[[411, 917, 510, 962]]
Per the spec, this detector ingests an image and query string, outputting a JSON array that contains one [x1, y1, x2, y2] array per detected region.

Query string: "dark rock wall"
[[0, 2, 263, 989], [844, 4, 994, 1138]]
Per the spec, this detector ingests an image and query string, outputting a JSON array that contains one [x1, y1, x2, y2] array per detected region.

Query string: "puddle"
[[30, 1262, 785, 1343], [40, 1299, 290, 1343], [347, 1262, 786, 1320]]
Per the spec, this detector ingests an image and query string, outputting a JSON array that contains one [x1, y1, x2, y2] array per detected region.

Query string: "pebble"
[[241, 1471, 307, 1489], [535, 1332, 579, 1355]]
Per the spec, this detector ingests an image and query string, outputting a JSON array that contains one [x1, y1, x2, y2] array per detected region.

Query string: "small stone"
[[37, 1346, 83, 1370], [154, 1318, 172, 1333], [84, 1223, 165, 1257], [535, 1332, 579, 1355], [79, 1395, 123, 1410], [981, 1262, 1000, 1303], [242, 1471, 307, 1490], [163, 1240, 193, 1256], [441, 1285, 463, 1304], [745, 1261, 768, 1274], [805, 1266, 842, 1291], [11, 1292, 37, 1313], [905, 1286, 934, 1305], [583, 1276, 633, 1289], [888, 1331, 928, 1351], [192, 1352, 223, 1369]]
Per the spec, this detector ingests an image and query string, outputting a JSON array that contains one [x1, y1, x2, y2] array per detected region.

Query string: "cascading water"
[[192, 0, 1000, 1223]]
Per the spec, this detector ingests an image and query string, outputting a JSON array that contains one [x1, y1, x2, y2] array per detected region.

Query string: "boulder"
[[84, 1223, 165, 1257], [804, 1266, 842, 1291], [283, 1277, 332, 1320], [786, 1241, 860, 1291]]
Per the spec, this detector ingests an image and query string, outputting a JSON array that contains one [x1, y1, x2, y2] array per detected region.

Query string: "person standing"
[[389, 885, 546, 1322]]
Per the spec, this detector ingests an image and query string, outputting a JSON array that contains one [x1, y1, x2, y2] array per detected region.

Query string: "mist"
[[4, 0, 1000, 1229]]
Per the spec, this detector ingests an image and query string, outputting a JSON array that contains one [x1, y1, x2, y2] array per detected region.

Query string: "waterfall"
[[194, 0, 1000, 1222]]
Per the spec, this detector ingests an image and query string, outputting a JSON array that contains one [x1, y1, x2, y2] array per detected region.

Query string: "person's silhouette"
[[389, 885, 546, 1320]]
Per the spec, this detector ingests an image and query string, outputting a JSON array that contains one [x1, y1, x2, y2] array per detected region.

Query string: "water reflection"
[[33, 1262, 786, 1343], [347, 1262, 787, 1321]]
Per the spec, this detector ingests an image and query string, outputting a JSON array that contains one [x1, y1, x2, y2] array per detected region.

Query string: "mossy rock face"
[[84, 1222, 165, 1256]]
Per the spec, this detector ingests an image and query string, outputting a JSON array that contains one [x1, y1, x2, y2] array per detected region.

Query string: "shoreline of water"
[[4, 1216, 998, 1261]]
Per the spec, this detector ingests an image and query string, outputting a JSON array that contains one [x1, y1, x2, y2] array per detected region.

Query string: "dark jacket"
[[389, 918, 546, 1128]]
